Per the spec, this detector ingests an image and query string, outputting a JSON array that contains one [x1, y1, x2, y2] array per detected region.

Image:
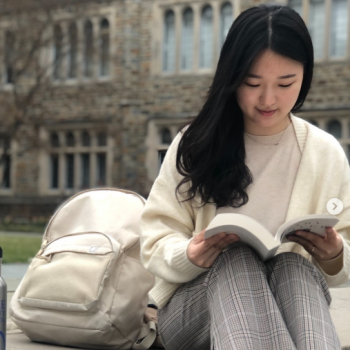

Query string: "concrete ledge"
[[6, 332, 162, 350], [6, 287, 350, 350], [4, 264, 350, 349]]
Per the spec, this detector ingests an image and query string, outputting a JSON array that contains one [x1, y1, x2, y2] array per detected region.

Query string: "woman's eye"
[[245, 83, 259, 87], [279, 83, 293, 88]]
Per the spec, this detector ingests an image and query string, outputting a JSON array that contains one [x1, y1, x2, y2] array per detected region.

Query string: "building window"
[[5, 31, 15, 84], [309, 0, 326, 60], [220, 3, 233, 48], [288, 0, 303, 16], [84, 20, 94, 78], [327, 120, 342, 139], [309, 120, 319, 127], [200, 6, 214, 69], [66, 154, 74, 189], [82, 131, 91, 146], [66, 132, 75, 147], [181, 8, 194, 71], [0, 136, 11, 189], [160, 127, 172, 144], [158, 149, 167, 169], [163, 10, 176, 72], [81, 153, 90, 189], [97, 132, 107, 146], [50, 154, 59, 189], [99, 18, 110, 77], [50, 132, 60, 147], [53, 25, 63, 80], [96, 153, 106, 186], [48, 130, 108, 192], [330, 0, 348, 58], [68, 23, 78, 79]]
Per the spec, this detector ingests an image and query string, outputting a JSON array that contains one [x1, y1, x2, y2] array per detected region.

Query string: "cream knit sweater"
[[140, 115, 350, 309]]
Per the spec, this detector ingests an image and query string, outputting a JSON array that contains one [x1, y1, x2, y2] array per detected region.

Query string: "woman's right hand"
[[187, 229, 240, 268]]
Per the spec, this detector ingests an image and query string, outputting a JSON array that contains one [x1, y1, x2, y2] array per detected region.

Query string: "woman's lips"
[[257, 109, 277, 117]]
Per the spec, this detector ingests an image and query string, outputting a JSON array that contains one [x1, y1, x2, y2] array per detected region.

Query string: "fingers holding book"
[[187, 229, 240, 268], [287, 227, 343, 261]]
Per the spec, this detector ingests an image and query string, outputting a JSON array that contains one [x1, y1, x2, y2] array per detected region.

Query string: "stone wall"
[[0, 0, 349, 220]]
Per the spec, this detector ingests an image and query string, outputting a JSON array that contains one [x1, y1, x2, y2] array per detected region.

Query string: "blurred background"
[[0, 0, 349, 263]]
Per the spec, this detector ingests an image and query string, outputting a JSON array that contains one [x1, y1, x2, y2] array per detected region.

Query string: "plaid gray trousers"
[[158, 246, 341, 350]]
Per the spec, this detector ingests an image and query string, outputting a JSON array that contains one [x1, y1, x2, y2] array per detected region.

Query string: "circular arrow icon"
[[327, 198, 343, 215]]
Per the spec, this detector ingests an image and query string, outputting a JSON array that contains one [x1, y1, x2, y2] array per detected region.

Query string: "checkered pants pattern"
[[158, 246, 341, 350]]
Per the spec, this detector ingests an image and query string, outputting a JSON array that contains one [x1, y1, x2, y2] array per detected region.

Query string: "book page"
[[276, 214, 340, 243], [204, 214, 280, 260]]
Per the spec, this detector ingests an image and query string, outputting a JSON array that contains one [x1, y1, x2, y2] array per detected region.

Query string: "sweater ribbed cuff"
[[314, 236, 350, 287], [166, 238, 209, 280]]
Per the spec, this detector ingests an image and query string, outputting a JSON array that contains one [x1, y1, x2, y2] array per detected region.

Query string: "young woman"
[[140, 4, 350, 349]]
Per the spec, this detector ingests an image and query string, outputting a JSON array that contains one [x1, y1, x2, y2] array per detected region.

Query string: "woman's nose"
[[259, 88, 276, 107]]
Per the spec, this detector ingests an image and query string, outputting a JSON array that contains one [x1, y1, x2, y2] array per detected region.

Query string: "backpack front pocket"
[[19, 232, 120, 312]]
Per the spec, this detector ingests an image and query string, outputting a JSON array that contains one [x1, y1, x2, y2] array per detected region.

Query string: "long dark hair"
[[176, 4, 314, 207]]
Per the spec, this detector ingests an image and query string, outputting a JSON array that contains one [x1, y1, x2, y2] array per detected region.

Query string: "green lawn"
[[0, 223, 47, 233], [0, 235, 43, 263]]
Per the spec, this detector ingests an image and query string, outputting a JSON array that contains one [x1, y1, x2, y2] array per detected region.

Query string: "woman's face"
[[236, 50, 304, 135]]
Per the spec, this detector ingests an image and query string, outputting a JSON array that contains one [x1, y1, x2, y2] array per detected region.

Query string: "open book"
[[204, 213, 340, 261]]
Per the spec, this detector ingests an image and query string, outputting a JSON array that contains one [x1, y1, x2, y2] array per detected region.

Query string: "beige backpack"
[[10, 188, 156, 349]]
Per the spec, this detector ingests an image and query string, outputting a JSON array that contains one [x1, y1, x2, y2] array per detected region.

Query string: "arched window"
[[308, 0, 325, 59], [288, 0, 302, 16], [50, 133, 60, 147], [330, 0, 348, 58], [163, 10, 176, 72], [68, 23, 77, 79], [327, 120, 342, 139], [97, 132, 107, 146], [99, 18, 110, 77], [181, 8, 194, 71], [220, 3, 233, 47], [82, 131, 91, 146], [53, 25, 63, 80], [200, 6, 214, 69], [160, 128, 172, 144], [5, 31, 15, 84], [84, 20, 93, 78], [66, 132, 75, 147]]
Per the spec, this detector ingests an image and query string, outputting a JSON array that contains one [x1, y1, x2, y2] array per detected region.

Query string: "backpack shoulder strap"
[[132, 321, 157, 350]]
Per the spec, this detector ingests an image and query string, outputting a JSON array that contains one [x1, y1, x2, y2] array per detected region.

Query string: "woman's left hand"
[[287, 227, 343, 261]]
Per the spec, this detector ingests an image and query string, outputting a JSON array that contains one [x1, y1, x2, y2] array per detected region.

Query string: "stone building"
[[0, 0, 349, 221]]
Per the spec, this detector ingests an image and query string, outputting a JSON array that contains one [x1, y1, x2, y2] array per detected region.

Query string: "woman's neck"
[[244, 114, 292, 136]]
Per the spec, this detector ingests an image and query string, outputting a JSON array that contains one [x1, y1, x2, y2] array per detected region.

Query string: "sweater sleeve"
[[312, 156, 350, 286], [140, 132, 209, 284]]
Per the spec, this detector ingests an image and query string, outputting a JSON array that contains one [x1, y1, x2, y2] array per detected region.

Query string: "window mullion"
[[303, 0, 309, 25], [58, 151, 64, 192], [106, 136, 112, 187], [348, 0, 350, 58], [75, 149, 80, 191], [212, 2, 220, 66], [175, 6, 181, 73], [324, 0, 332, 60], [91, 150, 96, 188], [193, 4, 200, 72]]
